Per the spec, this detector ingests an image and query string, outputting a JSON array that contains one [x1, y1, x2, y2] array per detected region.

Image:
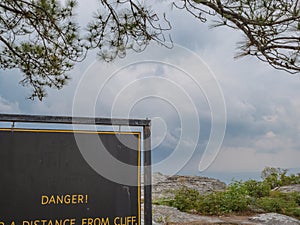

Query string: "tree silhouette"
[[0, 0, 299, 100], [0, 0, 87, 99], [179, 0, 300, 73]]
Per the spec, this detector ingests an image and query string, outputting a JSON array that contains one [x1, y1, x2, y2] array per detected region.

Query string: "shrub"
[[256, 191, 300, 219], [152, 198, 173, 206], [197, 191, 226, 215], [289, 208, 300, 219], [261, 167, 300, 188], [243, 179, 271, 198], [170, 187, 201, 212], [197, 181, 250, 215], [223, 181, 250, 212]]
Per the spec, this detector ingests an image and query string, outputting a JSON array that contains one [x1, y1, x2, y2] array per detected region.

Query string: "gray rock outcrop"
[[275, 184, 300, 193], [152, 172, 226, 200], [153, 205, 225, 224], [152, 205, 300, 225], [249, 213, 300, 225]]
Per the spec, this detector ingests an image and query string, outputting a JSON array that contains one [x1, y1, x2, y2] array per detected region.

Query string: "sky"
[[0, 1, 300, 183]]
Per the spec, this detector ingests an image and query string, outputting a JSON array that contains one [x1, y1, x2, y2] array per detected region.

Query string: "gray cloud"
[[0, 1, 299, 178], [0, 95, 20, 113]]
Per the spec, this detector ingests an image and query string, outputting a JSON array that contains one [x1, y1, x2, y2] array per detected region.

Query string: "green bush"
[[261, 167, 300, 188], [170, 187, 201, 212], [243, 179, 271, 198], [256, 191, 300, 219], [294, 192, 300, 205], [289, 208, 300, 219], [169, 182, 251, 215], [196, 190, 250, 215], [197, 191, 227, 215], [222, 181, 250, 212], [152, 198, 173, 206]]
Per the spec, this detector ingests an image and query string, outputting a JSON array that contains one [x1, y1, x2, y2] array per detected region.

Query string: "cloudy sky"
[[1, 1, 300, 183]]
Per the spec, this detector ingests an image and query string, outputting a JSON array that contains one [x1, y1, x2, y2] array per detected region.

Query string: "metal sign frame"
[[0, 113, 152, 225]]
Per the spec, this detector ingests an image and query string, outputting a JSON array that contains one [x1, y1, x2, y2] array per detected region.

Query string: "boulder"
[[152, 172, 226, 200], [152, 205, 225, 224], [275, 184, 300, 193], [249, 213, 300, 225]]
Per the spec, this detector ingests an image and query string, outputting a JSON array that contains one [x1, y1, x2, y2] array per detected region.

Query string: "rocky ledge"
[[153, 205, 300, 225], [274, 184, 300, 193], [152, 172, 226, 200]]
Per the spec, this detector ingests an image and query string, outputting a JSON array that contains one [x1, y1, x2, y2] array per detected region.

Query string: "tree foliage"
[[87, 0, 300, 74], [179, 0, 300, 74], [86, 0, 172, 62], [0, 0, 87, 99], [261, 166, 300, 188], [0, 0, 299, 99]]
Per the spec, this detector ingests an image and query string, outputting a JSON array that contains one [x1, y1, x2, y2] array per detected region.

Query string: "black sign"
[[0, 128, 141, 225]]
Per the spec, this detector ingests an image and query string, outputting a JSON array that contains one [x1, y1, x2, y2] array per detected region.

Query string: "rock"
[[249, 213, 300, 225], [275, 184, 300, 193], [152, 205, 300, 224], [152, 172, 226, 200], [153, 205, 226, 224], [153, 205, 260, 224]]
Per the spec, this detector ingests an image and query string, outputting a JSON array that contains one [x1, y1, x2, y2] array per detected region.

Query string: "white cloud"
[[265, 131, 276, 138]]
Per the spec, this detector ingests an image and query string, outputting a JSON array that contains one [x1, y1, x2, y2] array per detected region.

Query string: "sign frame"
[[0, 114, 152, 225]]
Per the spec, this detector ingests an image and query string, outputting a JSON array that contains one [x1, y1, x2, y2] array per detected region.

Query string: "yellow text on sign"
[[41, 194, 88, 205], [81, 218, 109, 225], [114, 216, 137, 225], [22, 219, 76, 225]]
